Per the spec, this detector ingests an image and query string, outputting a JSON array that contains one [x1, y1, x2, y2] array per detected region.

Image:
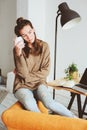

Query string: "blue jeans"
[[14, 84, 75, 117]]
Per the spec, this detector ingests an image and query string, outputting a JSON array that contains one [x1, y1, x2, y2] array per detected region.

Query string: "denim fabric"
[[14, 84, 75, 117]]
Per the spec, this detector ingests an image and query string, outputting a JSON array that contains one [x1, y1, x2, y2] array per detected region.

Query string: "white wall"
[[28, 0, 87, 81], [0, 0, 16, 76], [0, 0, 87, 81], [16, 0, 29, 18], [28, 0, 46, 40]]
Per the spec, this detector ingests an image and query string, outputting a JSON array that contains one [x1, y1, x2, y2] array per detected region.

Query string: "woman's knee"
[[14, 88, 40, 112], [14, 88, 33, 101]]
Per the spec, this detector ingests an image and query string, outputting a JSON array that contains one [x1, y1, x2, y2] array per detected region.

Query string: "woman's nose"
[[26, 34, 31, 40]]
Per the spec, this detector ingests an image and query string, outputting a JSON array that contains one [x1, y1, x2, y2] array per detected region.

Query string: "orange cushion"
[[2, 101, 87, 130]]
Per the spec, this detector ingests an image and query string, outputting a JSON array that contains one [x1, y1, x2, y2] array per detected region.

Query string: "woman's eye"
[[29, 31, 32, 34]]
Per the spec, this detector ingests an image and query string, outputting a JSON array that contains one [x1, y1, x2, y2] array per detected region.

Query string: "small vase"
[[71, 71, 79, 80]]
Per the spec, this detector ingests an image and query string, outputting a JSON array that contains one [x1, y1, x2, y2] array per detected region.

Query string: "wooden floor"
[[0, 87, 87, 130]]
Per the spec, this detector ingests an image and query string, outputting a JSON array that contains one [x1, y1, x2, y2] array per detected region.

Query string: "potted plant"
[[64, 63, 78, 80]]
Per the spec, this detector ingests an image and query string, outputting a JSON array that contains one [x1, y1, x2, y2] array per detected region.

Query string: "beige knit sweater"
[[13, 41, 50, 92]]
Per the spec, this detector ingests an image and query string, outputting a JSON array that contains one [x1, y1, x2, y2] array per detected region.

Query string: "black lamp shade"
[[59, 2, 81, 29]]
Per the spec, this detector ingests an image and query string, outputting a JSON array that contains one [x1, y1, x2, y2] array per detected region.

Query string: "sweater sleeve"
[[13, 48, 30, 79], [25, 43, 50, 82]]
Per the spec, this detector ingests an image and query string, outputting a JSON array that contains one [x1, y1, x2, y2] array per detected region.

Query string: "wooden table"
[[47, 79, 87, 118]]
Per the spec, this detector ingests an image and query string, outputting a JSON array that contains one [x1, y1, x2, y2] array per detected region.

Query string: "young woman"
[[13, 17, 76, 117]]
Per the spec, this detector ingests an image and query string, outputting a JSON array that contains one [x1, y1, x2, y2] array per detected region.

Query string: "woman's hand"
[[14, 37, 25, 56]]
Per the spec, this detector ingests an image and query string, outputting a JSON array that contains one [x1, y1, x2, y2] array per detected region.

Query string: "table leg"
[[53, 89, 55, 99], [68, 93, 83, 118], [81, 96, 87, 118], [77, 94, 82, 118], [68, 93, 76, 109]]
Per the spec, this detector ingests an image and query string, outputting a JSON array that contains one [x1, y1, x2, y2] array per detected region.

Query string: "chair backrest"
[[6, 71, 15, 93]]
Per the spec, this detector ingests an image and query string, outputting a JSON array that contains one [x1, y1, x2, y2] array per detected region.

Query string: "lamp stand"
[[53, 10, 60, 99]]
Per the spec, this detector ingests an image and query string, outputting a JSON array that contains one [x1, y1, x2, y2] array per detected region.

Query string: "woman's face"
[[20, 25, 35, 44]]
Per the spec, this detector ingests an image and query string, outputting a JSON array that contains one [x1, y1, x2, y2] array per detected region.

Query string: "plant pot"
[[70, 71, 79, 80]]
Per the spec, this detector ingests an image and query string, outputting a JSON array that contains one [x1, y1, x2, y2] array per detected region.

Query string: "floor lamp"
[[53, 2, 81, 99]]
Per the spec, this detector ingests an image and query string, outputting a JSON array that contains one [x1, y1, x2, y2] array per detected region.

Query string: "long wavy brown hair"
[[14, 17, 42, 57]]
